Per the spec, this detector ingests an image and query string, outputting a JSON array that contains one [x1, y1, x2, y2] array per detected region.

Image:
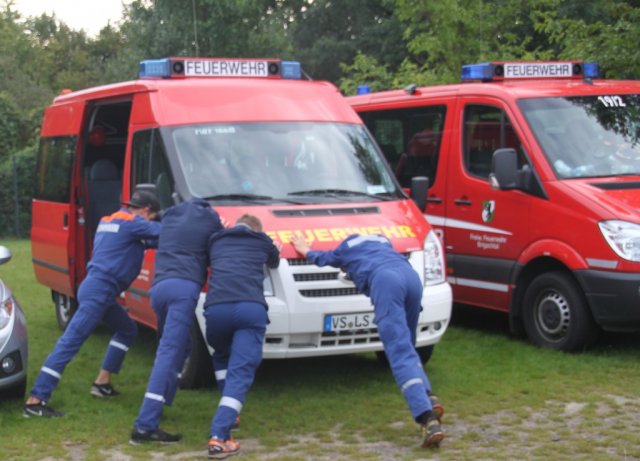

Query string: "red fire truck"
[[31, 57, 452, 386], [348, 61, 640, 352]]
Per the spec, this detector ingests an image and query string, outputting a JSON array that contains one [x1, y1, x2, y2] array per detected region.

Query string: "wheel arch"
[[510, 255, 587, 333]]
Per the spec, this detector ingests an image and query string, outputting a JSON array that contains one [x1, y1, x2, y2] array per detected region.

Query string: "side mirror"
[[410, 176, 429, 210], [490, 148, 518, 190], [0, 245, 12, 265]]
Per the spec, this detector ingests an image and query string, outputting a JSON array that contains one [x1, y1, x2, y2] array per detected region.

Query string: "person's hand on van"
[[290, 234, 311, 257]]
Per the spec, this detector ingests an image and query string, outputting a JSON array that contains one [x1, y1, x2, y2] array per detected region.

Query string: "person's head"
[[236, 214, 262, 232], [123, 190, 161, 221]]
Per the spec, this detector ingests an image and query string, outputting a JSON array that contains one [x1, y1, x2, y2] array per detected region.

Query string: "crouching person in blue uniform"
[[291, 233, 445, 448], [205, 214, 280, 459], [131, 198, 223, 444], [24, 190, 162, 418]]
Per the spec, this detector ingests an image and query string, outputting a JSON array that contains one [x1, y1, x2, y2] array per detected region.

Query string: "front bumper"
[[0, 301, 28, 391], [575, 269, 640, 332], [195, 282, 453, 359]]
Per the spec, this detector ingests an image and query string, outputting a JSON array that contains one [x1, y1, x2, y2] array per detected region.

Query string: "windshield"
[[169, 122, 400, 204], [519, 95, 640, 179]]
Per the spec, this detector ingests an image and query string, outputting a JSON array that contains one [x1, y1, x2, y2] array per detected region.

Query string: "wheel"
[[417, 345, 435, 364], [179, 321, 213, 389], [522, 271, 599, 352], [0, 378, 26, 400], [376, 344, 435, 366], [54, 292, 77, 331]]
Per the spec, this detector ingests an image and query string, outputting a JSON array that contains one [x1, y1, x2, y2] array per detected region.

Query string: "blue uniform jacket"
[[204, 224, 280, 309], [153, 198, 223, 287], [307, 234, 409, 296], [88, 208, 161, 292]]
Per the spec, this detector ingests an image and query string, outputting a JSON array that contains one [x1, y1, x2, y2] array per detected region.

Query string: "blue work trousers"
[[134, 278, 200, 431], [204, 302, 267, 440], [30, 274, 137, 402], [370, 265, 433, 421]]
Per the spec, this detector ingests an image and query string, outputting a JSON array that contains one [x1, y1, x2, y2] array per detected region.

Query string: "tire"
[[417, 345, 435, 364], [54, 292, 77, 331], [375, 344, 435, 366], [1, 378, 26, 400], [522, 271, 599, 352], [179, 321, 213, 389]]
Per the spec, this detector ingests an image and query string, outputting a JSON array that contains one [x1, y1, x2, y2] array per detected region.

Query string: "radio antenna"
[[192, 0, 200, 57]]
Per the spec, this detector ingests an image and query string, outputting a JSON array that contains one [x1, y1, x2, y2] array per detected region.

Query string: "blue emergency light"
[[583, 62, 599, 79], [461, 61, 599, 82], [280, 61, 302, 80], [357, 85, 372, 95], [139, 58, 302, 80], [139, 58, 172, 78]]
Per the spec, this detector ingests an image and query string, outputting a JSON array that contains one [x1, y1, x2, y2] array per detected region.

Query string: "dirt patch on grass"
[[60, 395, 640, 461]]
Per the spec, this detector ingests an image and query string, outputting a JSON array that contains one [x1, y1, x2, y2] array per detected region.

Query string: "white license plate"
[[324, 312, 373, 332]]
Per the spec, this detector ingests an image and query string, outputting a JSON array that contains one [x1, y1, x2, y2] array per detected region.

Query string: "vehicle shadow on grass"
[[449, 302, 640, 353], [255, 351, 390, 391]]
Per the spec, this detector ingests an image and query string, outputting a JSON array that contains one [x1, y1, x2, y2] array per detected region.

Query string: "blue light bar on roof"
[[139, 57, 302, 80], [281, 61, 302, 79], [357, 85, 372, 95], [461, 61, 600, 82], [583, 62, 599, 79], [461, 63, 494, 81], [139, 58, 172, 78]]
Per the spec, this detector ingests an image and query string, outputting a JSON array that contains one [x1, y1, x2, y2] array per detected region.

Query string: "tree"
[[0, 4, 53, 112], [290, 0, 407, 83], [536, 1, 640, 79], [339, 0, 640, 94], [0, 93, 18, 160], [118, 0, 294, 69]]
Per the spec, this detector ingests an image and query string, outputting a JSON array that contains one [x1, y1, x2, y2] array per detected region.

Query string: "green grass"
[[1, 238, 639, 460]]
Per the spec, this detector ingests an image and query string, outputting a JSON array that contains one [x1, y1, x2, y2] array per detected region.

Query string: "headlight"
[[263, 268, 275, 297], [0, 297, 14, 330], [599, 220, 640, 262], [424, 230, 445, 286]]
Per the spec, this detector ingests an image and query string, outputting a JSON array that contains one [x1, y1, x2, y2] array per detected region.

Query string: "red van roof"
[[51, 77, 361, 126], [348, 78, 640, 108]]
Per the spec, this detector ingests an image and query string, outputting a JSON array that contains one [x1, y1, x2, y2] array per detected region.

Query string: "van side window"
[[34, 136, 76, 202], [463, 105, 525, 179], [360, 106, 446, 188], [131, 129, 175, 210]]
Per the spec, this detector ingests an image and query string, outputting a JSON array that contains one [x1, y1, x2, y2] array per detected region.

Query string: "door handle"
[[454, 198, 472, 206], [63, 212, 69, 228], [427, 196, 443, 204]]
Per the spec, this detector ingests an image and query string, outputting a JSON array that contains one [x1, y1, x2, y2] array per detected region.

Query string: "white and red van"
[[348, 61, 640, 352], [31, 57, 452, 386]]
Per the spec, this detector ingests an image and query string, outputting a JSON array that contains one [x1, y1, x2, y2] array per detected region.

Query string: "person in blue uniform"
[[131, 198, 223, 444], [291, 233, 445, 448], [23, 190, 162, 418], [205, 214, 280, 459]]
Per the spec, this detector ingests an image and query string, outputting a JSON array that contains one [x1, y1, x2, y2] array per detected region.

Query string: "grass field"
[[1, 238, 639, 460]]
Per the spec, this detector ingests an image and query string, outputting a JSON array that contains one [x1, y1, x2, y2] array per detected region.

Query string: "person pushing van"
[[291, 233, 445, 448], [23, 191, 162, 417], [204, 214, 280, 459], [131, 198, 223, 444]]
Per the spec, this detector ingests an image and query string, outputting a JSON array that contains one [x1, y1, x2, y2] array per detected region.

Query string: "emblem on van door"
[[482, 200, 495, 223]]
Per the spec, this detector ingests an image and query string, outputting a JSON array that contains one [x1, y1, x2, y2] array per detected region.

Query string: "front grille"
[[273, 206, 380, 217], [320, 328, 380, 347], [294, 272, 339, 282], [288, 258, 313, 266], [300, 287, 360, 298]]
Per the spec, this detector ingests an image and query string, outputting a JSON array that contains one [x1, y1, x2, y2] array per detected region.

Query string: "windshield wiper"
[[287, 188, 395, 200], [204, 194, 305, 204]]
